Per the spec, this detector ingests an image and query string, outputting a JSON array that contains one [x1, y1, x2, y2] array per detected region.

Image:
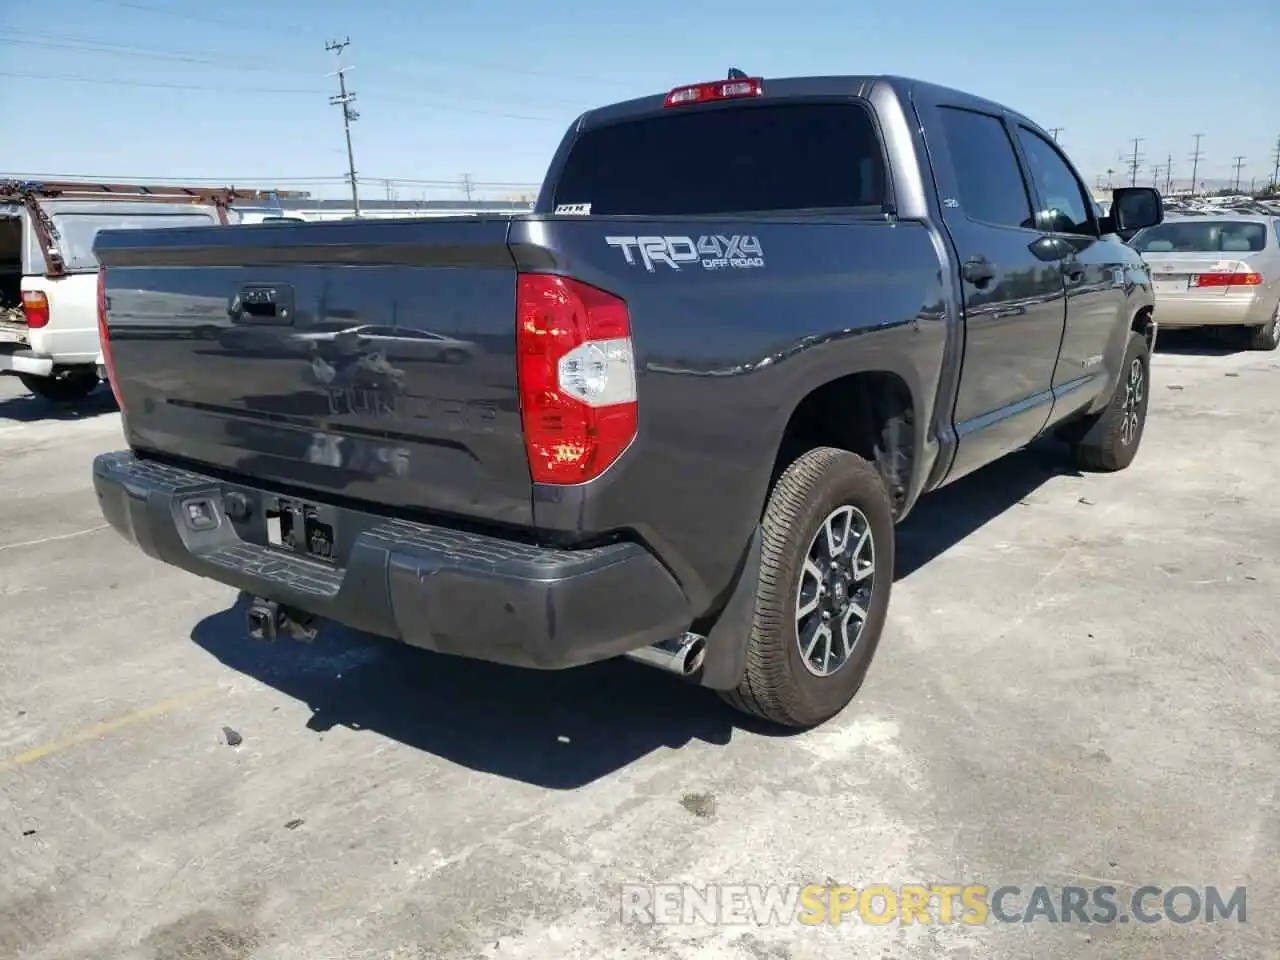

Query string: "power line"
[[85, 0, 270, 31], [0, 32, 598, 111], [0, 34, 224, 64], [325, 38, 361, 218], [0, 69, 559, 121], [0, 69, 318, 95], [61, 9, 639, 87]]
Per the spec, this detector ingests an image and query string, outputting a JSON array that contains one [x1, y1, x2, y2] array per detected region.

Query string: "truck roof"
[[576, 74, 1036, 133]]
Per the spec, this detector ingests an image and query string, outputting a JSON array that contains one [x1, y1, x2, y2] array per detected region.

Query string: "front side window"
[[1015, 127, 1094, 235]]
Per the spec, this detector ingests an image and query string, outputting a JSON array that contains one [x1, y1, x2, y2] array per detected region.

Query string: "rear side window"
[[552, 102, 887, 216], [937, 107, 1034, 230], [1132, 220, 1268, 253]]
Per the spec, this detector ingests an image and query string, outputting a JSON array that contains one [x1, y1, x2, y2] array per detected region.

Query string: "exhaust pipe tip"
[[625, 633, 707, 679], [682, 636, 707, 675]]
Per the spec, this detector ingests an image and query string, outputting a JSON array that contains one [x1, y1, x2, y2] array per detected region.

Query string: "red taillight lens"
[[21, 290, 49, 328], [1192, 272, 1263, 287], [516, 274, 637, 485], [98, 267, 126, 409], [664, 77, 763, 107]]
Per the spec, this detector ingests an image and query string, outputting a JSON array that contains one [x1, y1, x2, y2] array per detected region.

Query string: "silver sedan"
[[1131, 213, 1280, 350]]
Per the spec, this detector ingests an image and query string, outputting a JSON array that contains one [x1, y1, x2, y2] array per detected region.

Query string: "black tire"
[[1246, 307, 1280, 351], [17, 371, 100, 404], [720, 446, 895, 729], [1068, 331, 1150, 472]]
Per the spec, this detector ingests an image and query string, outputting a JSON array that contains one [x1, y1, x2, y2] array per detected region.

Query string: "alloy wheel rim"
[[1120, 357, 1145, 446], [795, 505, 876, 678]]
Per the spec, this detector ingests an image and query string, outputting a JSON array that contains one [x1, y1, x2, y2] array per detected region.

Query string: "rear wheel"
[[17, 371, 100, 404], [1068, 331, 1150, 472], [720, 446, 894, 729], [1246, 306, 1280, 351]]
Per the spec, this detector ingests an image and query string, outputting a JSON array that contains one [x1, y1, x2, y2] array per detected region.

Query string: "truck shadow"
[[0, 384, 118, 422], [895, 439, 1079, 579], [191, 595, 776, 789], [189, 442, 1073, 787]]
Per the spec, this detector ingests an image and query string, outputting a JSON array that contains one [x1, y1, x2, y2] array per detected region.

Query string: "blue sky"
[[2, 0, 1277, 200]]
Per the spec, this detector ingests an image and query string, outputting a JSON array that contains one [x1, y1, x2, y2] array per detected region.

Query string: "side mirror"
[[1103, 187, 1163, 238]]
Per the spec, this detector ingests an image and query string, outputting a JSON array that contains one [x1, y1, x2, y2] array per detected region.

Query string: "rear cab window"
[[551, 101, 889, 216]]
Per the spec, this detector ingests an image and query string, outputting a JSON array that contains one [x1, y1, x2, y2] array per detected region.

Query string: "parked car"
[[1130, 213, 1280, 350], [90, 73, 1162, 728]]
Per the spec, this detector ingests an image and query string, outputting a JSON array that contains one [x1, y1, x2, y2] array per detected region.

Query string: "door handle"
[[229, 284, 295, 326], [962, 257, 996, 287]]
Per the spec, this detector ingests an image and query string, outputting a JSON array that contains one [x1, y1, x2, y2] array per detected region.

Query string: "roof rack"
[[0, 179, 309, 277]]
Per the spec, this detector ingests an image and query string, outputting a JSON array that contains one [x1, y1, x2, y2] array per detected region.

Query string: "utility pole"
[[1150, 164, 1163, 190], [325, 37, 361, 217], [1231, 155, 1246, 194], [1124, 138, 1144, 187], [1048, 127, 1063, 143], [1189, 134, 1204, 196], [1270, 134, 1280, 192], [1106, 167, 1115, 187], [460, 174, 474, 201], [1164, 153, 1173, 195]]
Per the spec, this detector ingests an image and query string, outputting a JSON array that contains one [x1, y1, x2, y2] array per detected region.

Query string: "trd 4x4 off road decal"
[[605, 235, 765, 272]]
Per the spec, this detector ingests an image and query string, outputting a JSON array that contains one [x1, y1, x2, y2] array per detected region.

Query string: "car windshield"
[[1131, 220, 1268, 254]]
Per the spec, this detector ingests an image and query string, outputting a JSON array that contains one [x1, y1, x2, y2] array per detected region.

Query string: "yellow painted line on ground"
[[0, 685, 223, 772]]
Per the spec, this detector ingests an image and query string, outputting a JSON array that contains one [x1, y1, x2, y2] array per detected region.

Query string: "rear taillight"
[[98, 267, 125, 409], [664, 77, 763, 107], [516, 274, 637, 485], [21, 290, 49, 328], [1192, 272, 1263, 287]]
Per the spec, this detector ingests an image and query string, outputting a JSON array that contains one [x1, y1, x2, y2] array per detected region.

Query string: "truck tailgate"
[[95, 218, 534, 527]]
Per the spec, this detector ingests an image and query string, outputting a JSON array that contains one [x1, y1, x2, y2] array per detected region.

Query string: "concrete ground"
[[1, 333, 1276, 960]]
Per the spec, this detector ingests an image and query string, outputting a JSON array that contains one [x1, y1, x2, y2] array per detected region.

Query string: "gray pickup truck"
[[91, 73, 1164, 728]]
